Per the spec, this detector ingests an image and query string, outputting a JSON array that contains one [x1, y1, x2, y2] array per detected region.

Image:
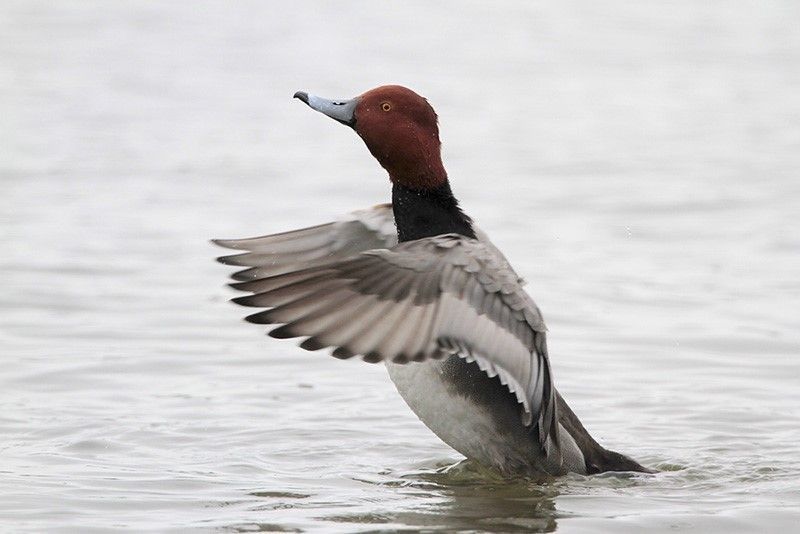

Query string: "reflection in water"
[[340, 461, 559, 533], [237, 459, 677, 532]]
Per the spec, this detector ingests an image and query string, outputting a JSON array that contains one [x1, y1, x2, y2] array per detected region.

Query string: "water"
[[2, 1, 799, 531]]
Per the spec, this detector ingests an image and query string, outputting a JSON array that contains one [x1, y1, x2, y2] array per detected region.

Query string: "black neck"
[[391, 182, 476, 243]]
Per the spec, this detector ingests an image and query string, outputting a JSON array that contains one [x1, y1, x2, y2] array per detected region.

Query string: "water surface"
[[2, 1, 799, 532]]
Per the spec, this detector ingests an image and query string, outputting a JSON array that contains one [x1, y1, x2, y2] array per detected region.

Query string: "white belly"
[[385, 358, 587, 474], [385, 359, 531, 470]]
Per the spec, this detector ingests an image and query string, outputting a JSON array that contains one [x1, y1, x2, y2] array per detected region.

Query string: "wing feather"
[[214, 207, 556, 454], [214, 204, 397, 278]]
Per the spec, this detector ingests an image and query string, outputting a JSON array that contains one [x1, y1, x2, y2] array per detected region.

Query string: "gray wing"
[[214, 204, 398, 281], [214, 203, 524, 285], [217, 232, 558, 453]]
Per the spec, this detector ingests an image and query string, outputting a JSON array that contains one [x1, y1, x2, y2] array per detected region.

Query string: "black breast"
[[391, 183, 476, 243]]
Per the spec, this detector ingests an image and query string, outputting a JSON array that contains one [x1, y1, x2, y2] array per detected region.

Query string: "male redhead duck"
[[214, 85, 650, 476]]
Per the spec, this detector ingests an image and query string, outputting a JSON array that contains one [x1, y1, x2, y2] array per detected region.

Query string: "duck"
[[214, 85, 651, 476]]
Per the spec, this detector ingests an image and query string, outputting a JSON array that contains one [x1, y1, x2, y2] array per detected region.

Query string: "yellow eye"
[[381, 102, 392, 112]]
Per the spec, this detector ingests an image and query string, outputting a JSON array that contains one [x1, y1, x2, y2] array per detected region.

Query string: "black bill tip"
[[293, 91, 309, 104]]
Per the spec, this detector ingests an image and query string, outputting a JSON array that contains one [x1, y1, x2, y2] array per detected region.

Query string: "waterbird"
[[214, 85, 650, 476]]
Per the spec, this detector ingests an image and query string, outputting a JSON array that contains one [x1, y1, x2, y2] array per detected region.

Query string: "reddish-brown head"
[[294, 85, 446, 189]]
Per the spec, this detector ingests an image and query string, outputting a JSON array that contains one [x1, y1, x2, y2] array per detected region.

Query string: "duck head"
[[294, 85, 447, 189]]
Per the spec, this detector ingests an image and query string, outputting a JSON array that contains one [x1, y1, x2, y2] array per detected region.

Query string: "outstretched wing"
[[214, 204, 398, 281], [216, 231, 558, 452], [214, 203, 525, 285]]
